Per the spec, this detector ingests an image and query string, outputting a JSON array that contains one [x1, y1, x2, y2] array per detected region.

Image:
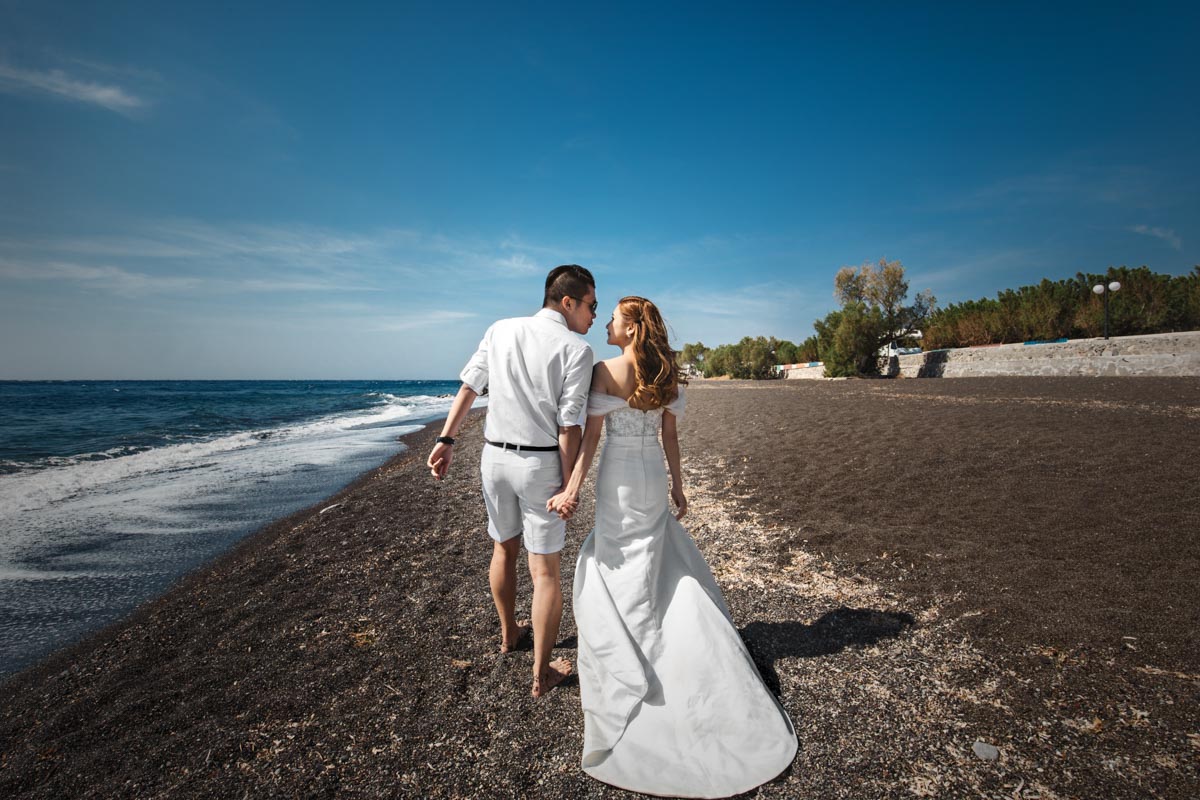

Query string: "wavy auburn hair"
[[617, 296, 687, 409]]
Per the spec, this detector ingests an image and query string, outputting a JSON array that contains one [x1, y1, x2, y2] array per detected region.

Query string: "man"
[[428, 265, 596, 697]]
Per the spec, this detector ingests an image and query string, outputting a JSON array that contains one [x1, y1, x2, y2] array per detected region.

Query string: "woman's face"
[[606, 305, 630, 347]]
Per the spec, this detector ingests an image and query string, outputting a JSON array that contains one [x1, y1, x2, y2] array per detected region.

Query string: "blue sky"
[[2, 0, 1197, 379]]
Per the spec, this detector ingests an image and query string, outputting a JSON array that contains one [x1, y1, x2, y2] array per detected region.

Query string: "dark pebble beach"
[[2, 378, 1197, 799]]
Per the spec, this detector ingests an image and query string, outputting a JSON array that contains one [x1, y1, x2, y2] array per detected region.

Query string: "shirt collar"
[[535, 308, 568, 327]]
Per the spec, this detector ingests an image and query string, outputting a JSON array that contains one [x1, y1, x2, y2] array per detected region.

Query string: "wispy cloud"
[[961, 172, 1080, 206], [0, 256, 386, 298], [0, 259, 202, 296], [497, 233, 579, 263], [905, 248, 1036, 295], [952, 163, 1160, 211], [492, 253, 540, 274], [0, 221, 837, 347], [1129, 224, 1182, 251], [368, 310, 478, 332], [58, 55, 163, 85], [0, 220, 598, 306], [656, 282, 813, 319], [0, 63, 145, 113], [5, 222, 401, 289], [652, 282, 825, 345]]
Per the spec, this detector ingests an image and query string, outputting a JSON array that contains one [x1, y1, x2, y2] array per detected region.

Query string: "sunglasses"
[[568, 296, 599, 313]]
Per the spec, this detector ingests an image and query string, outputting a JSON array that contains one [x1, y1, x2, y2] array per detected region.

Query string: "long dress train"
[[573, 391, 797, 798]]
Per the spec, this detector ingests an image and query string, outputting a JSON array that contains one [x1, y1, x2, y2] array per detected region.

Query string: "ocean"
[[0, 380, 475, 676]]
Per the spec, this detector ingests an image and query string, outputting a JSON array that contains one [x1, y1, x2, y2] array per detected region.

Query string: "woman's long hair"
[[618, 296, 687, 409]]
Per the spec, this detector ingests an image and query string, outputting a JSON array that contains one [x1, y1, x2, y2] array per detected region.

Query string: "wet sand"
[[1, 377, 1197, 799]]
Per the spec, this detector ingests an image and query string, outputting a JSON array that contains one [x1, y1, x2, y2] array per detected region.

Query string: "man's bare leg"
[[528, 551, 571, 697], [490, 539, 527, 652]]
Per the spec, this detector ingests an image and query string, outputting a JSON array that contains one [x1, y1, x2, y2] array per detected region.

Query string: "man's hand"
[[428, 442, 454, 480], [547, 488, 579, 520]]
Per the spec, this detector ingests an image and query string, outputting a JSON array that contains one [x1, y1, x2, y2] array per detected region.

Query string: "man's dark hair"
[[543, 264, 595, 308]]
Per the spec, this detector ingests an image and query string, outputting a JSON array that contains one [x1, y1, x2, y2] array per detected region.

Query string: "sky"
[[1, 0, 1197, 379]]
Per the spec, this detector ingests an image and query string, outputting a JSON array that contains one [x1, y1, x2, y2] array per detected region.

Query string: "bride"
[[548, 297, 797, 798]]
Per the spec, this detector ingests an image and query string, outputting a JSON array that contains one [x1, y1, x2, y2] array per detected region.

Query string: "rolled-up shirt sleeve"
[[459, 325, 492, 394], [556, 345, 595, 427]]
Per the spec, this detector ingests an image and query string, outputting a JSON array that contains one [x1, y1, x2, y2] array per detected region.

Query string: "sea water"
[[0, 380, 476, 676]]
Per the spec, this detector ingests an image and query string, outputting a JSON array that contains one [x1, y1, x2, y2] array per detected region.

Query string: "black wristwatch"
[[436, 436, 456, 446]]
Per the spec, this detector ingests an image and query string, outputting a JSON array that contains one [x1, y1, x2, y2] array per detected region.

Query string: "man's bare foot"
[[531, 657, 572, 698], [499, 620, 532, 654]]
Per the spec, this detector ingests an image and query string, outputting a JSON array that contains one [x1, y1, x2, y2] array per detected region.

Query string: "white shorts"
[[480, 444, 566, 555]]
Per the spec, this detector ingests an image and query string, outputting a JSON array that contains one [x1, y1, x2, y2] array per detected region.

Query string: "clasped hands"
[[547, 488, 579, 521]]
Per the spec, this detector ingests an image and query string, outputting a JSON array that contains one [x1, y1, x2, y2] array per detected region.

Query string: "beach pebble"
[[972, 741, 1000, 761]]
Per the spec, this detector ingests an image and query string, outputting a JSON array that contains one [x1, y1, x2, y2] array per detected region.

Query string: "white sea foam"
[[0, 445, 155, 474], [0, 389, 491, 673], [0, 393, 463, 520]]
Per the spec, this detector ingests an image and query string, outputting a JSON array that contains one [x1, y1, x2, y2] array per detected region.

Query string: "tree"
[[730, 336, 777, 379], [773, 340, 799, 365], [921, 265, 1200, 349], [797, 335, 820, 363], [686, 337, 813, 378], [703, 344, 736, 377], [679, 342, 709, 370], [820, 258, 936, 376]]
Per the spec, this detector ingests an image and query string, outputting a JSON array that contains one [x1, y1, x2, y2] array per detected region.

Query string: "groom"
[[428, 264, 596, 697]]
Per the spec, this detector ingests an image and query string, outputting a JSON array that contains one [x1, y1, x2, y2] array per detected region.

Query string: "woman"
[[549, 297, 797, 798]]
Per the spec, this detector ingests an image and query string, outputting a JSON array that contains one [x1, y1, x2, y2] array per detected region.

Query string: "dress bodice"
[[586, 389, 685, 440], [606, 406, 665, 438]]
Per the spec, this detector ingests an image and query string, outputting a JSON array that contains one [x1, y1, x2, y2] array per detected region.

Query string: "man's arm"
[[557, 423, 582, 490], [427, 384, 478, 480], [551, 345, 594, 514], [549, 412, 603, 520], [429, 325, 491, 480]]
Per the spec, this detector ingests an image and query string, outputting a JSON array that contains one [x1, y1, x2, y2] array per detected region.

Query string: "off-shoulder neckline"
[[590, 391, 681, 413]]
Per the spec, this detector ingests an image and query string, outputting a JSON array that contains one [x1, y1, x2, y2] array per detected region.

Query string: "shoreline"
[[2, 380, 1196, 799], [0, 382, 467, 677], [0, 409, 480, 689]]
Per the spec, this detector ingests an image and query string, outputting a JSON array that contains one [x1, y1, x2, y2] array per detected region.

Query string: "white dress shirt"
[[460, 308, 595, 447]]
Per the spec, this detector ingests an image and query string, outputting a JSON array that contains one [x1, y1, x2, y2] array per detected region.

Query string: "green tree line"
[[921, 266, 1200, 349], [682, 263, 1200, 380], [679, 336, 820, 379]]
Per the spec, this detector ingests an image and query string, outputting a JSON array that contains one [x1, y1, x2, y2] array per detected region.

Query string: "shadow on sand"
[[740, 607, 916, 695]]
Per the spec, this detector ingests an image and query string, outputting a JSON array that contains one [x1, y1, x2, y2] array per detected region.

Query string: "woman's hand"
[[671, 484, 687, 520], [547, 488, 580, 520]]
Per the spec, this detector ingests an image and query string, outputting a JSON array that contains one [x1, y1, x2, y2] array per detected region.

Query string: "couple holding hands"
[[428, 265, 795, 798]]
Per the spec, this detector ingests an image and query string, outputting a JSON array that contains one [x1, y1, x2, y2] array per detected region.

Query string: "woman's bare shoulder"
[[601, 356, 630, 370], [591, 360, 616, 393], [600, 356, 637, 399]]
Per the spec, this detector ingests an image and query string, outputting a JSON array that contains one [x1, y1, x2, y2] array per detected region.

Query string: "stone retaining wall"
[[888, 331, 1200, 378], [782, 363, 827, 380]]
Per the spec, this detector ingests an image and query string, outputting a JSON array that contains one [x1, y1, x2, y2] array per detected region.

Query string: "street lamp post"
[[1092, 280, 1122, 340]]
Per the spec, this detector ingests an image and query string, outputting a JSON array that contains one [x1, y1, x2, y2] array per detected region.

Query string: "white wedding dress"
[[573, 390, 797, 798]]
